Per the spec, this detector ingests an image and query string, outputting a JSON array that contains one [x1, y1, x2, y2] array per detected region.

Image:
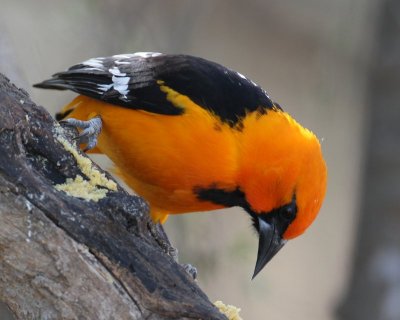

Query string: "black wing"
[[34, 52, 276, 125]]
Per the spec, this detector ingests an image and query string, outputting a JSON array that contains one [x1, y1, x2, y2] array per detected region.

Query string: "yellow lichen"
[[55, 175, 108, 202], [214, 301, 243, 320], [53, 125, 117, 201]]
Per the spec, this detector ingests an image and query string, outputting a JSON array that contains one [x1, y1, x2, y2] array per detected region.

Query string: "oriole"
[[34, 52, 327, 278]]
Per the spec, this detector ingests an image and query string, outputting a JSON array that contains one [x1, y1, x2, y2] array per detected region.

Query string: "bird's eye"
[[280, 204, 296, 221]]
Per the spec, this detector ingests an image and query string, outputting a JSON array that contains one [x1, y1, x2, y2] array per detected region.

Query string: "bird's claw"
[[148, 222, 177, 257], [60, 116, 102, 151], [182, 264, 197, 280], [148, 222, 197, 280]]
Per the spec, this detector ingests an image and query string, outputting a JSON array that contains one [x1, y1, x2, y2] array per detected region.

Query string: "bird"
[[34, 52, 327, 278]]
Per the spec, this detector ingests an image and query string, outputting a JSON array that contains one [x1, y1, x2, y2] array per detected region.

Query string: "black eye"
[[280, 204, 296, 221]]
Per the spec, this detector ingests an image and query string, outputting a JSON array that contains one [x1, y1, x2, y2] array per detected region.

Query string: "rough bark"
[[0, 73, 226, 320], [337, 0, 400, 319]]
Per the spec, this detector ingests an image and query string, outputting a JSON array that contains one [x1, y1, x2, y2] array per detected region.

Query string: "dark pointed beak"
[[252, 216, 287, 279]]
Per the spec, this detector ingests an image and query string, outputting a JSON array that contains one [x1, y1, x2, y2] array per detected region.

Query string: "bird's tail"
[[34, 77, 77, 120], [33, 74, 76, 91]]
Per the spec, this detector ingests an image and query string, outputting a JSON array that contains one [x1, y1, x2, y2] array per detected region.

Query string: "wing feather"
[[34, 53, 276, 124]]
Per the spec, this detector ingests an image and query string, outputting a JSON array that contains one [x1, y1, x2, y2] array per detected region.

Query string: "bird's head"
[[237, 110, 327, 278]]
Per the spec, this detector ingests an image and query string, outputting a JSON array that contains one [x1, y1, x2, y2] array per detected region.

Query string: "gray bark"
[[337, 0, 400, 319], [0, 73, 226, 320]]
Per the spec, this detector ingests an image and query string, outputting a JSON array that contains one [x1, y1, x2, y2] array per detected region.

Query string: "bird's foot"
[[60, 116, 102, 151], [182, 264, 198, 280], [148, 222, 197, 279], [148, 221, 179, 260]]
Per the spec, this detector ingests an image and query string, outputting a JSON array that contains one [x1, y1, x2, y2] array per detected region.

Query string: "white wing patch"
[[82, 57, 104, 70], [96, 66, 130, 97], [111, 74, 130, 96], [97, 83, 112, 92], [95, 53, 162, 97], [84, 52, 163, 98], [112, 54, 135, 59], [112, 52, 162, 59], [133, 52, 162, 58], [237, 72, 247, 80], [115, 60, 130, 65], [109, 66, 126, 76]]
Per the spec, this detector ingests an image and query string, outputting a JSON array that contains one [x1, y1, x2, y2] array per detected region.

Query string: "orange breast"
[[61, 92, 326, 233], [64, 95, 239, 220]]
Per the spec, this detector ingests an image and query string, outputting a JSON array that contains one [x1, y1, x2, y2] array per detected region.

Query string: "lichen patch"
[[214, 301, 242, 320], [55, 175, 109, 202], [53, 125, 117, 201]]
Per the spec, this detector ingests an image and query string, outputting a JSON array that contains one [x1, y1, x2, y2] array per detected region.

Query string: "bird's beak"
[[252, 216, 287, 279]]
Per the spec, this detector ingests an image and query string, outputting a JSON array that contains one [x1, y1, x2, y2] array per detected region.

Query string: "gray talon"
[[84, 136, 98, 152], [61, 116, 102, 151], [147, 222, 198, 280], [148, 222, 178, 258], [183, 264, 197, 280]]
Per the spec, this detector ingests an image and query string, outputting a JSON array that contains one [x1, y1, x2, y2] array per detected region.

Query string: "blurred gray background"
[[1, 0, 399, 319]]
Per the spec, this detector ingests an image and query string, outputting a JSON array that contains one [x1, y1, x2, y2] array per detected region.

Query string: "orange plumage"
[[35, 53, 327, 276]]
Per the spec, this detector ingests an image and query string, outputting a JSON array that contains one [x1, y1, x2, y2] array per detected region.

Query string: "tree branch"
[[0, 73, 227, 320]]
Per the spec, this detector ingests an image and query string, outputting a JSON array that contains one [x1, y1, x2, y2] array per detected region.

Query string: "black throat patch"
[[194, 185, 297, 236]]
